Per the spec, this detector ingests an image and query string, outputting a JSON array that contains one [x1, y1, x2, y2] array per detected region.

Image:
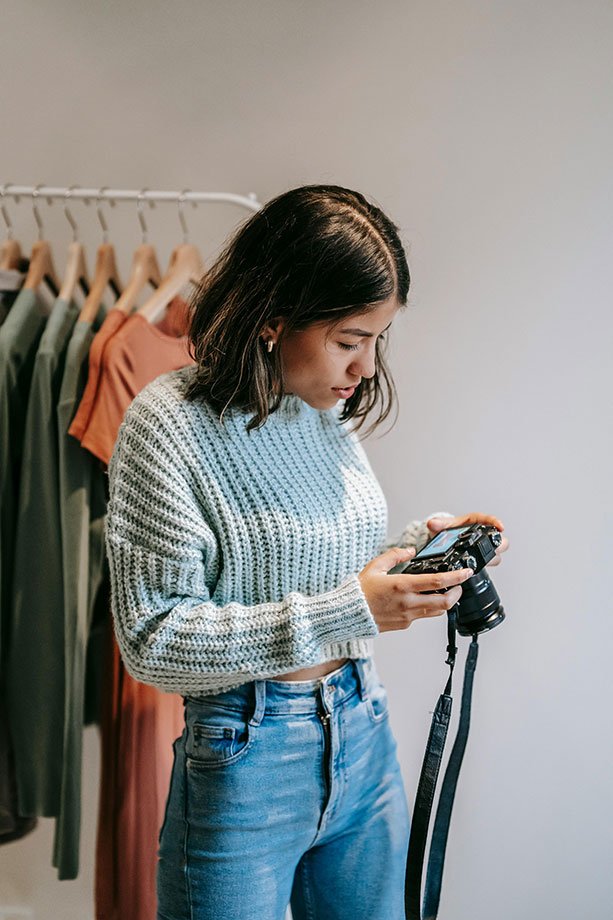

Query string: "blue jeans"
[[157, 657, 411, 920]]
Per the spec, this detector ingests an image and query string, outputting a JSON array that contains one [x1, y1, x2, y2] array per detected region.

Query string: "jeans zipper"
[[319, 710, 331, 801]]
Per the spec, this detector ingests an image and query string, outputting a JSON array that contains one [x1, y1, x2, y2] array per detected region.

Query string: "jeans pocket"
[[185, 705, 254, 768], [365, 680, 390, 724]]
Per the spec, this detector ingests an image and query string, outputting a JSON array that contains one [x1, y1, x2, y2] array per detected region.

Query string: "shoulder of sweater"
[[116, 368, 355, 467], [110, 366, 204, 479], [119, 365, 213, 438]]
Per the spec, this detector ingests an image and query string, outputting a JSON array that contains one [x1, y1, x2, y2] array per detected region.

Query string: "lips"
[[332, 386, 357, 398]]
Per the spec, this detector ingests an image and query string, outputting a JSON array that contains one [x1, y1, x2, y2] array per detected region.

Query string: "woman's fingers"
[[428, 512, 504, 530], [409, 585, 464, 616], [458, 512, 504, 531], [486, 535, 510, 567], [394, 567, 473, 593]]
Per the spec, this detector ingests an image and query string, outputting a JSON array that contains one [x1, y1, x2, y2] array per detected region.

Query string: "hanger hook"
[[32, 184, 46, 241], [94, 187, 115, 244], [178, 189, 196, 244], [136, 188, 155, 244], [3, 182, 20, 206], [0, 183, 15, 239], [64, 185, 80, 242]]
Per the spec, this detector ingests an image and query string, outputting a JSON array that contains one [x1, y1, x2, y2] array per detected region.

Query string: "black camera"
[[391, 523, 505, 636]]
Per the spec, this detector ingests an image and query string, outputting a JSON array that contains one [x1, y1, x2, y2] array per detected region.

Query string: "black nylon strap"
[[423, 637, 479, 919], [404, 621, 480, 920], [404, 691, 453, 919]]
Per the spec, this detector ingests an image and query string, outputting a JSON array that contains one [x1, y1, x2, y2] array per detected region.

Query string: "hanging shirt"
[[79, 297, 193, 465], [0, 268, 26, 326], [7, 297, 80, 819], [95, 609, 184, 920], [0, 288, 49, 666], [68, 309, 129, 442], [0, 287, 47, 845], [82, 297, 192, 920], [52, 311, 109, 879]]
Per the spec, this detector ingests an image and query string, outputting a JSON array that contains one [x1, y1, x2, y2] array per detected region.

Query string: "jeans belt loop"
[[249, 679, 266, 727], [353, 658, 370, 703]]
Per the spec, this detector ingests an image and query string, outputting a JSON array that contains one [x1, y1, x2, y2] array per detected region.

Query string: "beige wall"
[[1, 1, 611, 918]]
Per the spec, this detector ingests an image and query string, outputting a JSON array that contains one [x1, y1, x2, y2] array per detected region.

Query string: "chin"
[[302, 393, 336, 409]]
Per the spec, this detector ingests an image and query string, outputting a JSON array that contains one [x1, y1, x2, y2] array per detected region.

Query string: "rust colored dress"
[[75, 299, 194, 920]]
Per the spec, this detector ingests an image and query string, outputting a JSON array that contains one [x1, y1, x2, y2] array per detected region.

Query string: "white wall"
[[1, 1, 611, 918]]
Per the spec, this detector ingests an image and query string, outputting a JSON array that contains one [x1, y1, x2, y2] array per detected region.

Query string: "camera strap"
[[404, 614, 480, 920]]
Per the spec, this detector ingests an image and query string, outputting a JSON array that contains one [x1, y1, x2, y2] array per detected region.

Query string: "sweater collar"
[[272, 393, 306, 421]]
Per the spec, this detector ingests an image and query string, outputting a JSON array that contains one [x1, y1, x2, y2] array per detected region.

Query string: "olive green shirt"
[[7, 297, 79, 818], [52, 314, 109, 879], [0, 287, 47, 843], [0, 289, 48, 669]]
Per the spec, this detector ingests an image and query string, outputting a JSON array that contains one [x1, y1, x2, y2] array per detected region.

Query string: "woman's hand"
[[358, 548, 474, 633], [426, 512, 510, 568]]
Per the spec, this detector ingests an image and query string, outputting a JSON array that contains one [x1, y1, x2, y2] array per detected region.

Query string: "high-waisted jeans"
[[157, 657, 411, 920]]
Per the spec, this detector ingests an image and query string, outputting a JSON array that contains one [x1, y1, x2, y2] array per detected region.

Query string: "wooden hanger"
[[78, 189, 123, 323], [0, 238, 22, 270], [137, 243, 203, 323], [112, 243, 162, 314], [59, 241, 90, 302], [111, 190, 162, 314], [58, 186, 90, 302], [0, 184, 22, 270], [23, 187, 60, 296], [78, 243, 123, 323], [24, 240, 60, 296]]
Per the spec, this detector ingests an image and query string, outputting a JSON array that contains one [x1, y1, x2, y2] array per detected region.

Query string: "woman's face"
[[271, 295, 401, 410]]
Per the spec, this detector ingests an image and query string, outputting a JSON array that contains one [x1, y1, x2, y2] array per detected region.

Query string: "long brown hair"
[[184, 184, 410, 439]]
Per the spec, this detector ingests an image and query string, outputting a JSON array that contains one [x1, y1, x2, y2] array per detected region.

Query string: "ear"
[[260, 316, 286, 340]]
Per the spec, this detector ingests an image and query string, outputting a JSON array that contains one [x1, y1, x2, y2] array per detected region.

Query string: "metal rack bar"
[[1, 184, 262, 212]]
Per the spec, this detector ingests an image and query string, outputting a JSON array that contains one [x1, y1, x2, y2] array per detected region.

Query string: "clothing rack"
[[1, 184, 263, 212]]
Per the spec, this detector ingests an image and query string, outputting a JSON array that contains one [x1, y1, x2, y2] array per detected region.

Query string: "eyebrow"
[[338, 321, 393, 337]]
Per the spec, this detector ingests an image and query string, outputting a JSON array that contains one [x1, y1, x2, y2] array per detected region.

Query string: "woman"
[[105, 184, 509, 920]]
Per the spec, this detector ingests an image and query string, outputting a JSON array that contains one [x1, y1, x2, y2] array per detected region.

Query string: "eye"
[[338, 333, 387, 352]]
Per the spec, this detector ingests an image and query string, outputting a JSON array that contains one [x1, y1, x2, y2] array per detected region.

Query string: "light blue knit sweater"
[[104, 365, 450, 696]]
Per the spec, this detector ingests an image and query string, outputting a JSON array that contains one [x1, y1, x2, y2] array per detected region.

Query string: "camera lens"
[[456, 569, 505, 636]]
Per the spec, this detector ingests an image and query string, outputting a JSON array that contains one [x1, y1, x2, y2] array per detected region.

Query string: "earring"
[[267, 339, 274, 352]]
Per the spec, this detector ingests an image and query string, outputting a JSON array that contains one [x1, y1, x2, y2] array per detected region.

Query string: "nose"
[[349, 347, 377, 380]]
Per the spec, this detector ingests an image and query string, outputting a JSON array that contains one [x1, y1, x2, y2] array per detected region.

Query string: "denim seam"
[[339, 707, 349, 813], [157, 738, 178, 848], [181, 752, 195, 920], [298, 853, 318, 920], [326, 708, 341, 822]]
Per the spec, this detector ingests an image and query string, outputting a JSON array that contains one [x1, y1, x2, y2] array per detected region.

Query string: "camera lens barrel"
[[456, 570, 505, 636]]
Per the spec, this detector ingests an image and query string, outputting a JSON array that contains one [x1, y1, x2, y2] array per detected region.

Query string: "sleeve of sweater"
[[380, 511, 456, 555], [104, 395, 380, 695]]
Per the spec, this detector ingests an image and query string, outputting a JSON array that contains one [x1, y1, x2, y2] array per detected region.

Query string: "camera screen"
[[415, 526, 471, 558]]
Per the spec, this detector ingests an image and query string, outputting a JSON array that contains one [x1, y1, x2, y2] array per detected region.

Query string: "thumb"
[[427, 516, 452, 532], [375, 545, 415, 572]]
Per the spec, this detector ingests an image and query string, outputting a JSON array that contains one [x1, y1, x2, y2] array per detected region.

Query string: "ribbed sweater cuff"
[[300, 572, 379, 647]]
